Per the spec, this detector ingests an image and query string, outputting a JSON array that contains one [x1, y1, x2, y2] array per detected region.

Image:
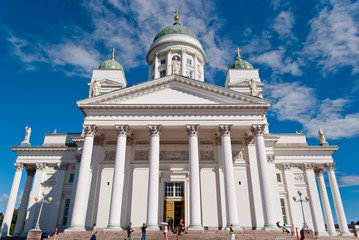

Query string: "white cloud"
[[0, 194, 9, 213], [338, 175, 359, 187], [273, 11, 295, 38], [266, 81, 359, 139], [304, 0, 359, 73]]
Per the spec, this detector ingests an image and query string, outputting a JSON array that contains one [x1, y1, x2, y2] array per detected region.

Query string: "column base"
[[316, 231, 329, 236], [339, 231, 352, 236], [188, 224, 203, 231], [146, 224, 159, 230], [65, 225, 86, 232], [105, 225, 123, 231], [226, 224, 243, 231], [328, 231, 337, 236]]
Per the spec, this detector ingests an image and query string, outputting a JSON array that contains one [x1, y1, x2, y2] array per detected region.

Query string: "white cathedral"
[[0, 12, 352, 238]]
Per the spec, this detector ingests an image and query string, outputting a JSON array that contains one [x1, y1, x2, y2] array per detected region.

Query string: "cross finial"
[[110, 48, 117, 60], [235, 48, 242, 60], [173, 9, 181, 23]]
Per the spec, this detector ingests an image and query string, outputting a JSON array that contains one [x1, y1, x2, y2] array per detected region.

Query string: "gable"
[[78, 75, 271, 107]]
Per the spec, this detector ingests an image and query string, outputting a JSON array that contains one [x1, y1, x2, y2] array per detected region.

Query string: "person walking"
[[163, 224, 168, 240], [127, 221, 134, 240], [90, 224, 97, 240], [141, 223, 147, 240], [178, 219, 184, 236], [230, 224, 235, 240]]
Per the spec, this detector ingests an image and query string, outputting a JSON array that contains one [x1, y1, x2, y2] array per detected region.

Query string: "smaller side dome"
[[99, 59, 123, 70], [228, 59, 253, 70]]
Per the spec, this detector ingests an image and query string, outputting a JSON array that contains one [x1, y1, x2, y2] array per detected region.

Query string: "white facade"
[[0, 20, 352, 238]]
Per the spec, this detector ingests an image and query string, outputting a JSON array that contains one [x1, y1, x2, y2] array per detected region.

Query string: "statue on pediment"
[[89, 80, 101, 97], [171, 56, 180, 75], [318, 128, 328, 146], [249, 79, 259, 97]]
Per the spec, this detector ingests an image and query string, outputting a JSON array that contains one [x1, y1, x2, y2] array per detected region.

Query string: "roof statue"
[[20, 125, 31, 146], [318, 128, 329, 146], [89, 80, 101, 97]]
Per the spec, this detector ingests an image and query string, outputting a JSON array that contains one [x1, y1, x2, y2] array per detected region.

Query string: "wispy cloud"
[[338, 175, 359, 187], [273, 11, 295, 39], [266, 81, 359, 139], [0, 194, 9, 213]]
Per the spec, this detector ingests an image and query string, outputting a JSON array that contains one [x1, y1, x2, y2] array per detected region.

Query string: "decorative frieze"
[[200, 150, 215, 161], [148, 124, 162, 136], [160, 150, 189, 161], [104, 151, 116, 161], [134, 150, 149, 161], [294, 173, 305, 183], [14, 163, 24, 172], [186, 124, 199, 136], [250, 124, 265, 137], [219, 124, 232, 136], [115, 124, 129, 136], [82, 124, 98, 137]]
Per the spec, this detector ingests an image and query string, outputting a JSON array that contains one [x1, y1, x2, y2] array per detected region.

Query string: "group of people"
[[276, 221, 291, 234]]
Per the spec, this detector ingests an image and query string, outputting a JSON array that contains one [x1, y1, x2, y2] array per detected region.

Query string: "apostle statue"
[[249, 79, 259, 97], [89, 80, 101, 97], [318, 128, 328, 146], [21, 125, 31, 145], [171, 56, 180, 75]]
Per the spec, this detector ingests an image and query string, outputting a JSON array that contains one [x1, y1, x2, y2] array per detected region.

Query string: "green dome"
[[153, 22, 199, 42], [228, 59, 253, 70], [99, 59, 123, 70]]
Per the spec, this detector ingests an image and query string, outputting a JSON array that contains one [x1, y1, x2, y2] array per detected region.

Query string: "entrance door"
[[164, 200, 185, 228]]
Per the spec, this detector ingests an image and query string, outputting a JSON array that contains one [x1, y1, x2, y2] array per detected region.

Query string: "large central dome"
[[153, 22, 199, 42]]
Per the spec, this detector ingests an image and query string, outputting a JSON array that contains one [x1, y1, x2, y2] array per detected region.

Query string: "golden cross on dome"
[[173, 9, 181, 23], [235, 48, 242, 60], [110, 48, 117, 60]]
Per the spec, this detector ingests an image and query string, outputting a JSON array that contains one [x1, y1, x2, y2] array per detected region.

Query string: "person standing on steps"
[[230, 224, 235, 240], [169, 217, 174, 231], [141, 223, 147, 240], [163, 224, 168, 240], [91, 224, 97, 240], [127, 221, 134, 240]]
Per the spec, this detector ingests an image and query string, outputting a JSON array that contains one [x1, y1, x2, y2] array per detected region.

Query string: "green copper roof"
[[99, 59, 123, 70], [228, 59, 254, 70], [153, 22, 199, 42]]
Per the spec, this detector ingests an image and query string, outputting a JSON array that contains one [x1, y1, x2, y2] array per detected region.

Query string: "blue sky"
[[0, 0, 358, 223]]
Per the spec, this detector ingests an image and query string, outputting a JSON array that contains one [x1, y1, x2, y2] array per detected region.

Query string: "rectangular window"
[[276, 173, 281, 182], [280, 198, 288, 224], [62, 199, 71, 225], [165, 182, 184, 197], [160, 70, 166, 77], [69, 173, 74, 183], [186, 70, 193, 78], [187, 59, 192, 65], [160, 59, 166, 65]]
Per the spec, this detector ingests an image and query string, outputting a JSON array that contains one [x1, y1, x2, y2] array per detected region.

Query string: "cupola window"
[[187, 58, 192, 65], [160, 70, 166, 77], [186, 70, 193, 78], [160, 59, 166, 65]]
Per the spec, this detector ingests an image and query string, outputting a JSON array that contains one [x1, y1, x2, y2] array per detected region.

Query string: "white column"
[[194, 54, 198, 80], [250, 124, 276, 230], [166, 49, 171, 76], [47, 163, 67, 231], [186, 124, 202, 230], [315, 168, 336, 236], [326, 163, 351, 236], [107, 125, 129, 230], [146, 124, 162, 230], [201, 64, 204, 81], [181, 49, 186, 76], [13, 168, 35, 236], [219, 125, 241, 230], [154, 53, 159, 79], [304, 163, 328, 236], [1, 163, 24, 237], [67, 156, 81, 227], [67, 124, 97, 231]]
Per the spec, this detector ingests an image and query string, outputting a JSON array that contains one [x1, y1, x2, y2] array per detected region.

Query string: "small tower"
[[89, 48, 127, 97], [147, 9, 206, 81], [225, 48, 263, 98]]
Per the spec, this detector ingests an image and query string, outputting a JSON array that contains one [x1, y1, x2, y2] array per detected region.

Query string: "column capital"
[[282, 162, 293, 170], [250, 124, 265, 136], [325, 162, 335, 171], [166, 48, 171, 54], [14, 163, 24, 172], [36, 162, 47, 170], [82, 124, 97, 137], [219, 124, 232, 136], [181, 48, 187, 53], [115, 124, 129, 136], [244, 133, 255, 145], [148, 124, 162, 136], [26, 168, 36, 176], [314, 167, 324, 176], [186, 124, 199, 136], [267, 154, 275, 162], [55, 162, 68, 171], [304, 162, 314, 170]]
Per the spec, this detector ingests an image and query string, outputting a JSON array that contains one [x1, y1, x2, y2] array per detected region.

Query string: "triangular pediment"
[[78, 75, 271, 107]]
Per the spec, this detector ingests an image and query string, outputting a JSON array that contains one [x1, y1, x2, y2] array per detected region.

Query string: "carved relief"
[[115, 125, 129, 136], [82, 124, 97, 137], [250, 124, 265, 137], [160, 151, 189, 161], [219, 124, 232, 136], [200, 150, 215, 161], [294, 173, 305, 183], [186, 124, 199, 136], [14, 163, 24, 172], [104, 151, 116, 161], [148, 124, 162, 136], [134, 150, 149, 161]]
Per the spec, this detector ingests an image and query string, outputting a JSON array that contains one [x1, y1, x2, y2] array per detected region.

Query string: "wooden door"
[[164, 200, 175, 221]]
